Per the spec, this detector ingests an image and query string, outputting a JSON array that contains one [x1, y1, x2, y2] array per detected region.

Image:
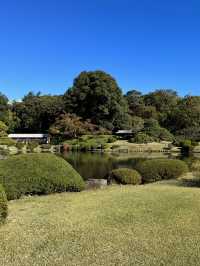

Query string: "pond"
[[62, 151, 182, 180]]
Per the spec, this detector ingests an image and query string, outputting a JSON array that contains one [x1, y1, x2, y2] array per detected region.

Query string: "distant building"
[[115, 130, 134, 137], [8, 134, 50, 144]]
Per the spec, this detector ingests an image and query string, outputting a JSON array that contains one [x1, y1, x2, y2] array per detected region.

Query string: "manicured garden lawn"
[[1, 181, 200, 266]]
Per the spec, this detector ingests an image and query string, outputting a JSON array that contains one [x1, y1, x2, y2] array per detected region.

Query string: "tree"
[[12, 93, 65, 133], [125, 90, 143, 115], [125, 90, 158, 120], [64, 71, 130, 130], [167, 96, 200, 134], [143, 89, 179, 126], [0, 92, 9, 124], [49, 113, 108, 139], [143, 118, 174, 141], [129, 116, 144, 134]]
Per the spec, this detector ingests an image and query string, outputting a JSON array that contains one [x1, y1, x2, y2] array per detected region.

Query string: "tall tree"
[[12, 92, 65, 133], [64, 71, 130, 130], [0, 92, 9, 124]]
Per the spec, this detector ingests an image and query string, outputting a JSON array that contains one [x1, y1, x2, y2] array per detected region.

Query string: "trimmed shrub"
[[16, 142, 25, 150], [136, 159, 189, 183], [0, 154, 85, 200], [191, 160, 200, 172], [27, 141, 39, 152], [0, 184, 7, 223], [108, 168, 142, 185], [130, 133, 154, 144], [40, 144, 52, 150]]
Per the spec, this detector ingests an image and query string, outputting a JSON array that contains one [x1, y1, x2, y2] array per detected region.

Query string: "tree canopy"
[[64, 71, 130, 130], [1, 70, 200, 143]]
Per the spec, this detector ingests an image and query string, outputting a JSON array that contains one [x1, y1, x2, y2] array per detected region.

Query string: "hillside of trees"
[[0, 70, 200, 143]]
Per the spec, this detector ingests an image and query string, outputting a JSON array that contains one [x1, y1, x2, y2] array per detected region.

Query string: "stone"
[[86, 179, 108, 190]]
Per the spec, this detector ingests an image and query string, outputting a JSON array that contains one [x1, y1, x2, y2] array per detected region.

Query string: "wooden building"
[[8, 134, 50, 144]]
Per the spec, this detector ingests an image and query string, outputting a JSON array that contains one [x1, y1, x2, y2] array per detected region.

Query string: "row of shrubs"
[[63, 135, 117, 151], [108, 159, 189, 185], [0, 185, 7, 224], [0, 155, 189, 224]]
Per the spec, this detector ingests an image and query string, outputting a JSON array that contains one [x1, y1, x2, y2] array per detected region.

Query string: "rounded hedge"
[[108, 168, 142, 185], [0, 184, 8, 223], [0, 154, 85, 200], [136, 159, 189, 183]]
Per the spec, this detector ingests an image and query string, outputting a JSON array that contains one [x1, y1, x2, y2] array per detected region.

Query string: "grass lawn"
[[1, 181, 200, 265]]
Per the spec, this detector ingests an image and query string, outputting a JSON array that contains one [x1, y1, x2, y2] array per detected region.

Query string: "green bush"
[[0, 154, 85, 200], [178, 140, 198, 155], [108, 168, 142, 185], [27, 141, 39, 152], [16, 142, 25, 150], [107, 136, 117, 143], [136, 159, 189, 183], [0, 184, 7, 223], [130, 133, 154, 143], [40, 144, 52, 150]]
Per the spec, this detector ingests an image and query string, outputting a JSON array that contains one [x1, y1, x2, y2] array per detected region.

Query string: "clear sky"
[[0, 0, 200, 99]]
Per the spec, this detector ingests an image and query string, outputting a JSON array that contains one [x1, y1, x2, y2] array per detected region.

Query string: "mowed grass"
[[1, 181, 200, 266]]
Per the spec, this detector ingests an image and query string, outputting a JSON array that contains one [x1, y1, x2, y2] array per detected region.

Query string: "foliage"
[[130, 133, 154, 143], [40, 144, 52, 149], [2, 73, 200, 144], [0, 184, 7, 224], [0, 121, 8, 137], [0, 154, 85, 200], [129, 116, 144, 133], [64, 135, 112, 151], [49, 113, 109, 139], [108, 168, 142, 185], [190, 160, 200, 172], [176, 127, 200, 142], [16, 142, 25, 150], [136, 159, 189, 183], [178, 140, 195, 155], [143, 118, 174, 141], [143, 89, 178, 125], [12, 93, 65, 133], [27, 141, 39, 152], [167, 96, 200, 136], [64, 71, 130, 130]]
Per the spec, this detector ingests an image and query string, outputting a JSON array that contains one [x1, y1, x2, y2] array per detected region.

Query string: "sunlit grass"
[[1, 181, 200, 265]]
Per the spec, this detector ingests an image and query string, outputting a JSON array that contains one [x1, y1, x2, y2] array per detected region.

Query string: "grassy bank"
[[1, 181, 200, 265]]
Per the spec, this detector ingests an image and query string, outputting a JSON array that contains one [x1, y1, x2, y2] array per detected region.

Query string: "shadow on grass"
[[152, 178, 200, 188]]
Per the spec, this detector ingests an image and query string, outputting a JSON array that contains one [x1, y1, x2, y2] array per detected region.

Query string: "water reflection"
[[62, 151, 175, 180]]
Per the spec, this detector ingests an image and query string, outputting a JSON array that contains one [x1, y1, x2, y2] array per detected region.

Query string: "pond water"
[[62, 151, 182, 180]]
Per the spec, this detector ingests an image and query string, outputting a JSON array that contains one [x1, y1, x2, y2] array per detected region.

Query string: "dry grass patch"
[[1, 181, 200, 265]]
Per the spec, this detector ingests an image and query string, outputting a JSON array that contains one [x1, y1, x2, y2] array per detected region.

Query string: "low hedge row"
[[108, 168, 142, 185], [0, 184, 7, 224], [0, 154, 85, 200], [135, 159, 189, 183]]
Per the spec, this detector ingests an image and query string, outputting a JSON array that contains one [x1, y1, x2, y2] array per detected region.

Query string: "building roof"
[[8, 134, 48, 138], [115, 130, 133, 134]]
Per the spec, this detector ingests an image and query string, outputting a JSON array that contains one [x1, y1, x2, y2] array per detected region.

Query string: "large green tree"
[[168, 96, 200, 133], [64, 71, 130, 130], [0, 92, 9, 123], [143, 89, 179, 126], [12, 92, 65, 133]]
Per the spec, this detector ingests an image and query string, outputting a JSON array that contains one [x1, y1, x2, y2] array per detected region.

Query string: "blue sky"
[[0, 0, 200, 99]]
